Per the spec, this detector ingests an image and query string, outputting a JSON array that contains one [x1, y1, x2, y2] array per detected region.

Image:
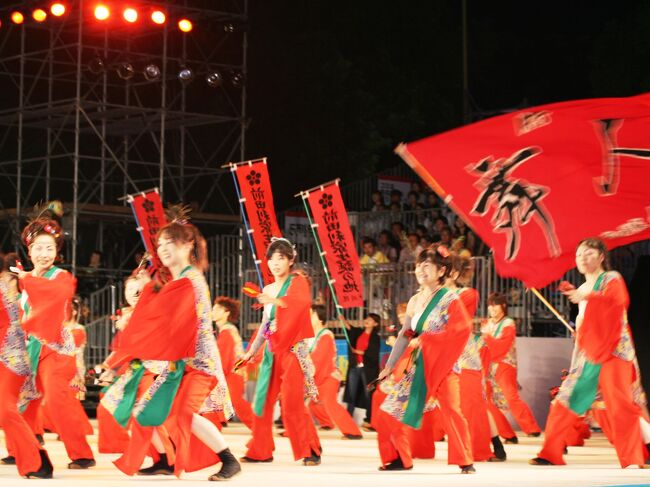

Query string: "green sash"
[[309, 328, 328, 353], [136, 360, 186, 426], [568, 272, 606, 415], [113, 361, 146, 428], [402, 287, 448, 429], [252, 275, 294, 417]]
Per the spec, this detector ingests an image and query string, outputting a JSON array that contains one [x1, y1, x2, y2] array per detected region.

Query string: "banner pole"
[[229, 165, 264, 288], [528, 287, 575, 335], [299, 193, 352, 347]]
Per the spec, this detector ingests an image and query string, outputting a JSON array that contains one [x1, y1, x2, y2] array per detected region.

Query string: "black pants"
[[346, 366, 370, 420]]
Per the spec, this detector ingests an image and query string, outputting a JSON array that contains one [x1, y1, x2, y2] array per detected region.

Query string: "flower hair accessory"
[[436, 245, 450, 258]]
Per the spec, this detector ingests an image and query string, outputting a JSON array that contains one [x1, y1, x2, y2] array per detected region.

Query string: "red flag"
[[233, 159, 283, 284], [128, 190, 168, 271], [305, 182, 364, 308], [397, 94, 650, 288]]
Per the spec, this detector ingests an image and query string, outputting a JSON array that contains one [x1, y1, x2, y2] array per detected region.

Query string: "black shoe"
[[527, 432, 541, 437], [563, 446, 568, 454], [460, 464, 476, 474], [1, 455, 16, 465], [25, 450, 53, 479], [67, 458, 96, 469], [138, 454, 174, 475], [529, 457, 554, 466], [489, 436, 506, 462], [274, 418, 284, 428], [240, 456, 273, 463], [303, 449, 321, 466], [209, 448, 242, 481], [341, 434, 363, 440], [221, 422, 228, 428], [35, 434, 44, 446], [504, 436, 518, 444], [379, 457, 412, 471], [319, 426, 333, 431]]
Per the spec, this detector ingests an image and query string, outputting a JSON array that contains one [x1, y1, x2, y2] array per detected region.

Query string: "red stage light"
[[51, 3, 66, 17], [151, 10, 166, 25], [94, 5, 110, 21], [33, 9, 48, 22], [178, 19, 193, 33], [123, 8, 138, 23], [11, 12, 25, 24]]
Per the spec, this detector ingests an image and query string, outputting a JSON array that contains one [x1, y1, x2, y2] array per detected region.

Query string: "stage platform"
[[1, 421, 648, 486]]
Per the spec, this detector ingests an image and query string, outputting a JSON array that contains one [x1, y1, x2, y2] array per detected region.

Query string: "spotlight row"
[[0, 3, 209, 33], [89, 59, 244, 88]]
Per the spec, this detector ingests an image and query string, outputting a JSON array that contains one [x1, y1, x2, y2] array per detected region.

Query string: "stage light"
[[88, 57, 105, 74], [123, 8, 138, 23], [33, 9, 48, 22], [223, 23, 235, 33], [11, 12, 25, 24], [230, 70, 245, 88], [151, 10, 166, 25], [178, 19, 193, 33], [143, 64, 161, 81], [51, 3, 66, 17], [94, 5, 110, 21], [206, 71, 223, 88], [178, 67, 194, 84], [117, 62, 134, 80]]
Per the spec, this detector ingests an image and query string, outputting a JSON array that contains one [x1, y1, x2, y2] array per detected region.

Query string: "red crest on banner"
[[129, 190, 168, 271], [305, 182, 364, 308], [233, 159, 283, 284], [398, 94, 650, 288]]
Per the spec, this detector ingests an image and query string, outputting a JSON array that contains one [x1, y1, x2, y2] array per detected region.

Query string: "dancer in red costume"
[[451, 254, 506, 462], [212, 296, 254, 429], [96, 274, 147, 454], [17, 211, 95, 469], [239, 238, 322, 465], [483, 292, 541, 443], [531, 238, 649, 468], [100, 210, 241, 480], [0, 254, 53, 478], [377, 247, 475, 473], [308, 304, 363, 439], [42, 297, 94, 437]]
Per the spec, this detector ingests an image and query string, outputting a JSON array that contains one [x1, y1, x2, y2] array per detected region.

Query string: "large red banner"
[[398, 94, 650, 288], [129, 190, 167, 271], [233, 159, 283, 284], [306, 182, 364, 308]]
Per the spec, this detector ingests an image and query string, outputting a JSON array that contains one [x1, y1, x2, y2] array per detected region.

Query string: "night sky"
[[245, 1, 647, 209]]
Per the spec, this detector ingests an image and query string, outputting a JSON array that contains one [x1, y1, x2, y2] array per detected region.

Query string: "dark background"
[[244, 1, 650, 391]]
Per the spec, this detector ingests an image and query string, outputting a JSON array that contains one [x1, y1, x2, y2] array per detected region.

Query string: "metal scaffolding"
[[0, 0, 247, 272]]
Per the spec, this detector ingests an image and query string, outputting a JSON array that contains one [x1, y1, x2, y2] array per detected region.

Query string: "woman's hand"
[[70, 375, 86, 392], [97, 368, 116, 386], [562, 288, 587, 304], [256, 293, 277, 306], [377, 366, 393, 382]]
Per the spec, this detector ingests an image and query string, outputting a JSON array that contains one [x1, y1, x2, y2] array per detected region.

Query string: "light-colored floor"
[[1, 421, 648, 487]]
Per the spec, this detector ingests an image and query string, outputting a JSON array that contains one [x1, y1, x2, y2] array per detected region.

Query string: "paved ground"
[[1, 421, 649, 486]]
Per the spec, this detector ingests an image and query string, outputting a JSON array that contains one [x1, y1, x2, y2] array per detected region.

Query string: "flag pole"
[[528, 288, 575, 335], [298, 191, 352, 347], [228, 163, 264, 288]]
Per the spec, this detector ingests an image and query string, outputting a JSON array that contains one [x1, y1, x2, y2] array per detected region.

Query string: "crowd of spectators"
[[360, 181, 486, 267]]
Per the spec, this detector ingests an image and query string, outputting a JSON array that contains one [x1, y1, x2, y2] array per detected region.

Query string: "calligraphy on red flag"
[[306, 183, 364, 308], [233, 160, 283, 284], [129, 190, 167, 271], [398, 94, 650, 288]]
